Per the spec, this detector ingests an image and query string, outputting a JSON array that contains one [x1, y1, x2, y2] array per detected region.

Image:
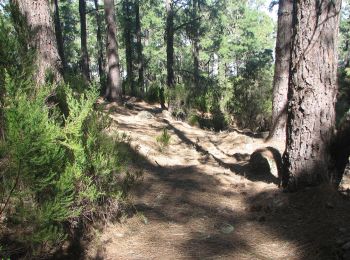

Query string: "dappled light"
[[81, 99, 350, 259], [1, 0, 350, 259]]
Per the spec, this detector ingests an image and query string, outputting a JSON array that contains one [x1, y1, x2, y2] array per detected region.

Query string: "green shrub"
[[0, 74, 131, 256], [156, 128, 171, 152], [145, 83, 161, 103], [188, 113, 200, 127]]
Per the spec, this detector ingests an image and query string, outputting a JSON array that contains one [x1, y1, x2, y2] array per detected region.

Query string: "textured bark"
[[79, 0, 90, 82], [52, 0, 66, 71], [94, 0, 106, 93], [165, 0, 174, 110], [123, 0, 134, 96], [135, 0, 144, 94], [269, 0, 293, 140], [282, 0, 341, 189], [13, 0, 63, 85], [166, 0, 175, 88], [104, 0, 122, 101]]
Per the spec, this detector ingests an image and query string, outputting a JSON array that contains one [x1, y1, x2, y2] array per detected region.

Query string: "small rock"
[[220, 223, 234, 234], [343, 241, 350, 251], [137, 111, 154, 119]]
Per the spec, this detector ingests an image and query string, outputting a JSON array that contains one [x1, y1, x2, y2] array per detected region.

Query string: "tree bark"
[[79, 0, 91, 82], [282, 0, 341, 190], [123, 0, 135, 96], [269, 0, 293, 141], [166, 0, 175, 88], [104, 0, 122, 101], [94, 0, 106, 94], [12, 0, 63, 85], [164, 0, 174, 110], [135, 0, 144, 95], [52, 0, 66, 72]]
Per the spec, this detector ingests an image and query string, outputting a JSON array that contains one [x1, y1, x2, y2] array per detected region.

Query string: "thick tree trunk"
[[79, 0, 91, 82], [104, 0, 122, 101], [13, 0, 63, 85], [123, 0, 134, 96], [94, 0, 106, 94], [135, 0, 144, 95], [52, 0, 66, 71], [269, 0, 293, 141], [282, 0, 341, 190]]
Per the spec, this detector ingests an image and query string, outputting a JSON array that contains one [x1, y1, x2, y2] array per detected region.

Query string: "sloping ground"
[[86, 99, 350, 260]]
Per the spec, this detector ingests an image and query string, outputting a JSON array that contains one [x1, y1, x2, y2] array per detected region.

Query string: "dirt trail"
[[87, 99, 350, 260]]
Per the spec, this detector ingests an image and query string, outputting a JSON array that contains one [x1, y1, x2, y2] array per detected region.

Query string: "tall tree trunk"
[[192, 0, 200, 89], [166, 0, 175, 88], [165, 0, 174, 110], [12, 0, 63, 85], [135, 0, 144, 95], [52, 0, 66, 72], [79, 0, 91, 82], [104, 0, 122, 101], [282, 0, 341, 190], [123, 0, 134, 96], [94, 0, 106, 94], [269, 0, 293, 141]]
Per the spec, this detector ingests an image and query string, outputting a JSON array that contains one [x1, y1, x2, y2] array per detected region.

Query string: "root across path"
[[86, 99, 350, 260]]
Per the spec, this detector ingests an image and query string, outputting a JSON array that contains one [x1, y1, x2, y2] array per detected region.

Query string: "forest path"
[[86, 98, 350, 260]]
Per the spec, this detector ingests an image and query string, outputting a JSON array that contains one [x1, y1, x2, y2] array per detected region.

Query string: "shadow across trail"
[[164, 119, 279, 185], [92, 141, 350, 259], [85, 101, 350, 259]]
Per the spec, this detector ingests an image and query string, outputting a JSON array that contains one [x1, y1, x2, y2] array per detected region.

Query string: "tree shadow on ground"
[[164, 119, 279, 185], [90, 141, 350, 259]]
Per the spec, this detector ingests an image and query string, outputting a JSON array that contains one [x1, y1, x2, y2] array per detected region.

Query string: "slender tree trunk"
[[104, 0, 122, 101], [79, 0, 91, 82], [135, 0, 144, 95], [165, 0, 174, 110], [192, 0, 200, 89], [282, 0, 341, 190], [94, 0, 106, 94], [52, 0, 66, 72], [12, 0, 63, 85], [269, 0, 293, 141], [166, 0, 175, 88], [123, 0, 134, 96]]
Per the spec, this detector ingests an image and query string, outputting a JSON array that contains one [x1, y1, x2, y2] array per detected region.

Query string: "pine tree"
[[104, 0, 122, 101], [282, 0, 341, 189], [11, 0, 63, 84]]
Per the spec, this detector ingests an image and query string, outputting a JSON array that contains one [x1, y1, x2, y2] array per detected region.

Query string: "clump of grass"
[[156, 128, 171, 152]]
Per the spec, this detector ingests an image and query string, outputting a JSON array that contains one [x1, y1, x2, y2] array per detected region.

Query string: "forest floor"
[[84, 98, 350, 260]]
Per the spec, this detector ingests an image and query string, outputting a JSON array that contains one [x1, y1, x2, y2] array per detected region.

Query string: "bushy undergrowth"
[[0, 10, 138, 257], [0, 75, 133, 257]]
